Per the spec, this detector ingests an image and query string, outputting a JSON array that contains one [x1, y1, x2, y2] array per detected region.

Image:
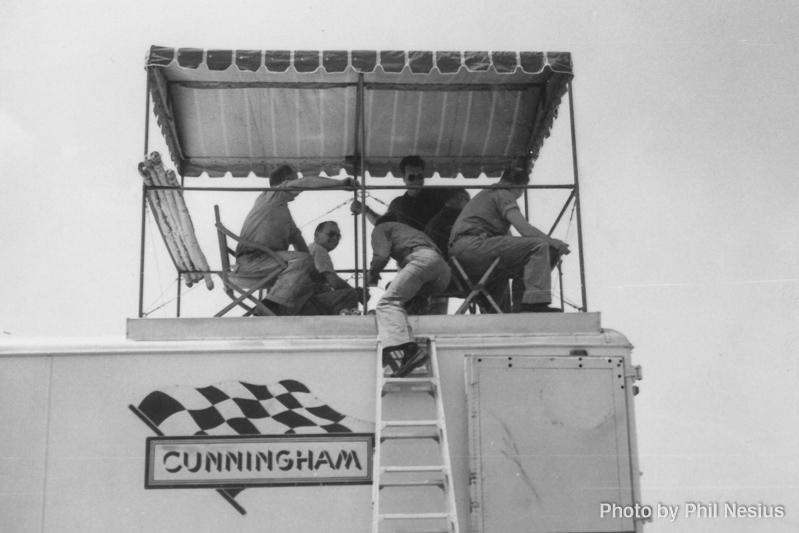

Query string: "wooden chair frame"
[[214, 205, 287, 317]]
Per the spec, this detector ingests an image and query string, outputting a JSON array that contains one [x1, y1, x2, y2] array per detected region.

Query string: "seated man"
[[449, 167, 570, 313], [235, 165, 357, 316], [368, 217, 451, 377], [424, 188, 470, 262], [351, 155, 447, 231], [305, 221, 360, 315]]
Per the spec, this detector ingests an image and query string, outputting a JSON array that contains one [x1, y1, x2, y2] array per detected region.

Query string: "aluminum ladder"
[[372, 337, 459, 533]]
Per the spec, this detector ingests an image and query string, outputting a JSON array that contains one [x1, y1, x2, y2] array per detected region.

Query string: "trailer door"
[[467, 354, 638, 533]]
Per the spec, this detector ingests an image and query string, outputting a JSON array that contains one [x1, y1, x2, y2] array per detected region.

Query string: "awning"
[[146, 47, 573, 178]]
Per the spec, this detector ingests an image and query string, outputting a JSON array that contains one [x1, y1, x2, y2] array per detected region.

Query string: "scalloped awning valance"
[[146, 47, 573, 178]]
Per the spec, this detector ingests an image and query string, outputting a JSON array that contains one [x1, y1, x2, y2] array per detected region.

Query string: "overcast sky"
[[1, 1, 798, 531]]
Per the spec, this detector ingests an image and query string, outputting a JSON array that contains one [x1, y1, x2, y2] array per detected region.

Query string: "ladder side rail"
[[430, 338, 460, 533], [373, 337, 459, 533], [372, 341, 384, 533]]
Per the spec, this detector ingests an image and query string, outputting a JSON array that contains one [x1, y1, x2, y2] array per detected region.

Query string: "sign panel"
[[146, 434, 374, 488]]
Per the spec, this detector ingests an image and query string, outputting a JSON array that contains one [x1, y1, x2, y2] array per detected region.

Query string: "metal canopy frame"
[[137, 49, 587, 318]]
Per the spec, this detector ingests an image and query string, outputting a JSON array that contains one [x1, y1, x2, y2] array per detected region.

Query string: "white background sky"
[[1, 1, 798, 531]]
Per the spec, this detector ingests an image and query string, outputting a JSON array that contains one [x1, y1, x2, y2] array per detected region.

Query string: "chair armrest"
[[215, 222, 289, 269]]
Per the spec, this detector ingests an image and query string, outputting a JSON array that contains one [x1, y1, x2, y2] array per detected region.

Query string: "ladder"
[[372, 337, 460, 533]]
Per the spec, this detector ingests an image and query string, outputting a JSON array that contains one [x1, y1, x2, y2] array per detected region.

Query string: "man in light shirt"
[[449, 166, 570, 313], [236, 165, 357, 315], [368, 217, 451, 377]]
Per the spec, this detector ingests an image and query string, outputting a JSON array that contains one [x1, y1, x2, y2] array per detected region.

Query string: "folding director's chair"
[[445, 256, 504, 314], [214, 205, 286, 317]]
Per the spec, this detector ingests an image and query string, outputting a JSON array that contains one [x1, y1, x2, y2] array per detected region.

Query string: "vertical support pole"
[[174, 79, 185, 317], [358, 74, 369, 312], [523, 189, 529, 221], [352, 76, 363, 303], [176, 274, 182, 317], [568, 81, 588, 312], [144, 72, 150, 157], [522, 163, 530, 309], [138, 186, 148, 318], [353, 189, 360, 291], [138, 79, 151, 318]]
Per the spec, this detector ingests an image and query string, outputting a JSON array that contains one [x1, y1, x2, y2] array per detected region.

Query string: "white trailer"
[[1, 313, 642, 532]]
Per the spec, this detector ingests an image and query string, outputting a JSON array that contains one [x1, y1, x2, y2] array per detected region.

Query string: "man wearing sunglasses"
[[351, 155, 447, 231], [306, 221, 360, 315]]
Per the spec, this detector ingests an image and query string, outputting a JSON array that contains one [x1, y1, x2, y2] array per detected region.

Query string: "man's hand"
[[342, 177, 360, 190], [367, 270, 380, 287], [358, 287, 371, 301], [351, 199, 366, 215], [549, 238, 570, 256]]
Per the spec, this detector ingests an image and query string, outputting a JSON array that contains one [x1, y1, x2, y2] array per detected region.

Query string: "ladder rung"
[[379, 528, 451, 533], [383, 420, 439, 428], [380, 512, 453, 520], [382, 382, 436, 395], [382, 466, 447, 473], [381, 429, 440, 441], [383, 376, 437, 384], [379, 479, 445, 489], [390, 529, 450, 533]]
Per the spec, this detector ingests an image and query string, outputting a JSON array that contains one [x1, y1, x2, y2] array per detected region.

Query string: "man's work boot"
[[394, 341, 430, 378], [382, 342, 417, 376]]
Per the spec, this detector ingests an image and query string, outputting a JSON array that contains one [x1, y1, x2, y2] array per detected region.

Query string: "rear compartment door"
[[467, 354, 637, 533]]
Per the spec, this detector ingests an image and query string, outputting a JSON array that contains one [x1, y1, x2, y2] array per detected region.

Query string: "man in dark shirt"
[[424, 188, 470, 261], [396, 188, 470, 315], [351, 155, 447, 231]]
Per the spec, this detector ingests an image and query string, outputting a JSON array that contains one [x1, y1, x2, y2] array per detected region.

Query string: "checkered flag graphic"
[[130, 379, 373, 515], [134, 379, 373, 437]]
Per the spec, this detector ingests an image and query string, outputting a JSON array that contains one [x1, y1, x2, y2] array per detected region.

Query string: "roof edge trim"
[[146, 46, 573, 76]]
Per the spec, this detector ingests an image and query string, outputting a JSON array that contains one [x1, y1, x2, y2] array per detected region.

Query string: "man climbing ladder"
[[367, 217, 451, 377]]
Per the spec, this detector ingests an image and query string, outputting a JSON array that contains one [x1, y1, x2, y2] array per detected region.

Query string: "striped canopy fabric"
[[146, 46, 573, 178]]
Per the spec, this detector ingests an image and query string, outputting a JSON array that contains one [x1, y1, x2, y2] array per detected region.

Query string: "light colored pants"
[[234, 251, 314, 308], [450, 235, 557, 308], [377, 248, 451, 348]]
